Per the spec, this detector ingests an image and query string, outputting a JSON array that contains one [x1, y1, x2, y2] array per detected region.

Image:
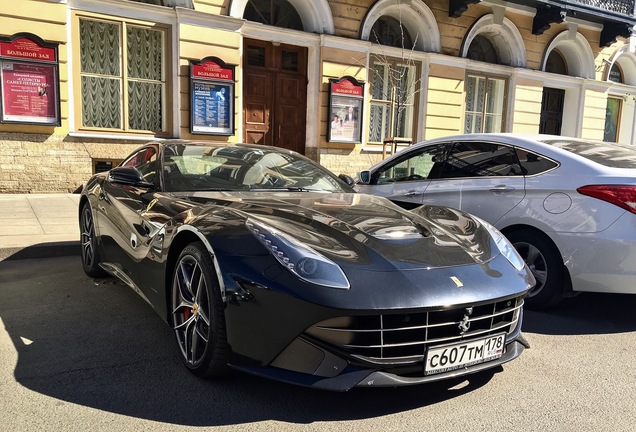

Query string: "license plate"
[[424, 333, 506, 376]]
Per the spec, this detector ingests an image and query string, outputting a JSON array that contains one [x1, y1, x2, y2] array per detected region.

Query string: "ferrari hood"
[[186, 192, 500, 271]]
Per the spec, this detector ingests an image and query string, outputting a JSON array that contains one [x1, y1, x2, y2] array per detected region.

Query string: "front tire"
[[507, 229, 564, 310], [80, 203, 107, 278], [171, 242, 229, 377]]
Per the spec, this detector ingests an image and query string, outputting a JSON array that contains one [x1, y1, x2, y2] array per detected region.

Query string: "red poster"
[[191, 61, 233, 82], [1, 61, 57, 124]]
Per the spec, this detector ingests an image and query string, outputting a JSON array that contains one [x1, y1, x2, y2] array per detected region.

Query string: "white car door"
[[358, 143, 448, 209], [422, 140, 526, 224]]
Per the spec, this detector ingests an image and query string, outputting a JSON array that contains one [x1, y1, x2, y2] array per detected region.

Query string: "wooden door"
[[244, 70, 274, 146], [243, 39, 307, 154], [540, 87, 565, 135]]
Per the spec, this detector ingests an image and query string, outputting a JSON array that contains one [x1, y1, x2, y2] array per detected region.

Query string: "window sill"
[[361, 146, 384, 153], [69, 131, 171, 142]]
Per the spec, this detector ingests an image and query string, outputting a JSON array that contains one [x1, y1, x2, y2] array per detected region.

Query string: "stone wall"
[[0, 134, 143, 193], [319, 147, 384, 178]]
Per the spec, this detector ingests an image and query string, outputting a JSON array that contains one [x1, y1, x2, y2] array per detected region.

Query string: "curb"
[[0, 241, 81, 261]]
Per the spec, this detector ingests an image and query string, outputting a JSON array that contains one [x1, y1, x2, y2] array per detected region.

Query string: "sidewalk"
[[0, 194, 81, 260]]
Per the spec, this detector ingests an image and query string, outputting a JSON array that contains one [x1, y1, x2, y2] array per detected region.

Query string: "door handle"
[[403, 190, 419, 197], [489, 185, 516, 192]]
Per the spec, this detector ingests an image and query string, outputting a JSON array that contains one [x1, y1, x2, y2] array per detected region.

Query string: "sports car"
[[79, 140, 534, 391]]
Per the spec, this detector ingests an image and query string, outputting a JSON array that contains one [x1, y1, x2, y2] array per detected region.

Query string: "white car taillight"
[[577, 185, 636, 214]]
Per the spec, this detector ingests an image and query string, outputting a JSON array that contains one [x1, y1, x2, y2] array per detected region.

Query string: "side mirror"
[[358, 170, 371, 185], [108, 166, 154, 189], [338, 173, 355, 186]]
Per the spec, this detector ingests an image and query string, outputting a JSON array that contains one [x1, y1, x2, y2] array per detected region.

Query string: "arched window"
[[467, 35, 499, 64], [460, 16, 524, 134], [369, 16, 413, 49], [608, 63, 624, 83], [243, 0, 303, 30], [461, 14, 526, 67], [541, 31, 595, 79], [545, 50, 568, 75], [129, 0, 193, 6]]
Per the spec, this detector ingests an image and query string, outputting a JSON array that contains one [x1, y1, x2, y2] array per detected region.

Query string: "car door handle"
[[403, 190, 419, 197], [489, 185, 516, 192]]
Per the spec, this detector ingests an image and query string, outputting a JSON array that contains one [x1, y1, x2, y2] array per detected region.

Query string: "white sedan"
[[356, 133, 636, 309]]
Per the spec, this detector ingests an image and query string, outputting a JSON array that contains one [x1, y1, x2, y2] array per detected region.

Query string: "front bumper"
[[228, 301, 527, 391], [231, 335, 528, 391]]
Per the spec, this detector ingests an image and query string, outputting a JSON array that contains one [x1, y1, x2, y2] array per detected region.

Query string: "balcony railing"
[[570, 0, 635, 16]]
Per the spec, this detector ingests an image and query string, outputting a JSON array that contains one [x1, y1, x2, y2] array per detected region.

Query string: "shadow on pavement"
[[0, 242, 80, 261], [523, 291, 636, 336], [0, 256, 497, 427]]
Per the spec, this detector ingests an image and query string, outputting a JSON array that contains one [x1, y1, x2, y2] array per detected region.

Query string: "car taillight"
[[577, 185, 636, 214]]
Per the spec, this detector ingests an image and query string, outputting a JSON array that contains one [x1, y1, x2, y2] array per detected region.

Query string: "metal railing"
[[568, 0, 635, 15]]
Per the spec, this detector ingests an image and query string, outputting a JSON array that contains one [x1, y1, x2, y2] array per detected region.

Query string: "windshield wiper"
[[285, 187, 321, 192], [249, 186, 324, 192], [197, 187, 243, 192]]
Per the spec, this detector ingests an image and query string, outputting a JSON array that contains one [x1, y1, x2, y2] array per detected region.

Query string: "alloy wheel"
[[81, 206, 95, 269], [172, 254, 212, 367]]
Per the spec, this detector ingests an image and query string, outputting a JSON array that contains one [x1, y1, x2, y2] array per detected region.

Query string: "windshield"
[[542, 139, 636, 168], [163, 143, 350, 193]]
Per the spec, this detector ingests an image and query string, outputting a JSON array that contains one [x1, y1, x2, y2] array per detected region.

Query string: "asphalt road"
[[1, 256, 636, 432]]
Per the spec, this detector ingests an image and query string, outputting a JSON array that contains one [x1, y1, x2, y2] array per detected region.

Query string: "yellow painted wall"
[[581, 88, 608, 140], [319, 47, 367, 149], [178, 23, 241, 141], [512, 78, 543, 134], [436, 1, 483, 57], [330, 1, 371, 39], [0, 0, 68, 135], [192, 0, 229, 15], [425, 64, 464, 139]]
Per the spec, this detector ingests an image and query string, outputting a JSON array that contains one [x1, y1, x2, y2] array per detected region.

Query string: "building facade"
[[1, 0, 635, 193]]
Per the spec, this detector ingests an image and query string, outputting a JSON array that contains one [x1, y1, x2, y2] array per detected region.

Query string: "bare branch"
[[352, 0, 424, 139]]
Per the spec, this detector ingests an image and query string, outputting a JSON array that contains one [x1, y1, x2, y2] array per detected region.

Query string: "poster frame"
[[190, 56, 235, 136], [327, 76, 365, 144], [0, 33, 60, 126]]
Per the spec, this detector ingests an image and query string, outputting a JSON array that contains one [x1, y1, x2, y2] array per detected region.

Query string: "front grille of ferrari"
[[305, 296, 524, 364]]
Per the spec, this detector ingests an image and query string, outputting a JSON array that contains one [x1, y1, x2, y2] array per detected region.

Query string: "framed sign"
[[190, 56, 235, 135], [0, 33, 60, 126], [328, 76, 365, 143], [604, 97, 621, 143]]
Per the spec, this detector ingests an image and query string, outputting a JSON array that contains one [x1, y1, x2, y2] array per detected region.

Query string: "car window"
[[441, 142, 522, 178], [374, 144, 447, 184], [515, 149, 558, 175], [542, 139, 636, 168], [121, 147, 158, 184], [163, 144, 349, 192]]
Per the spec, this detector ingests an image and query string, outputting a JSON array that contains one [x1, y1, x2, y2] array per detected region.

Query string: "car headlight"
[[476, 218, 526, 271], [246, 218, 350, 289]]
